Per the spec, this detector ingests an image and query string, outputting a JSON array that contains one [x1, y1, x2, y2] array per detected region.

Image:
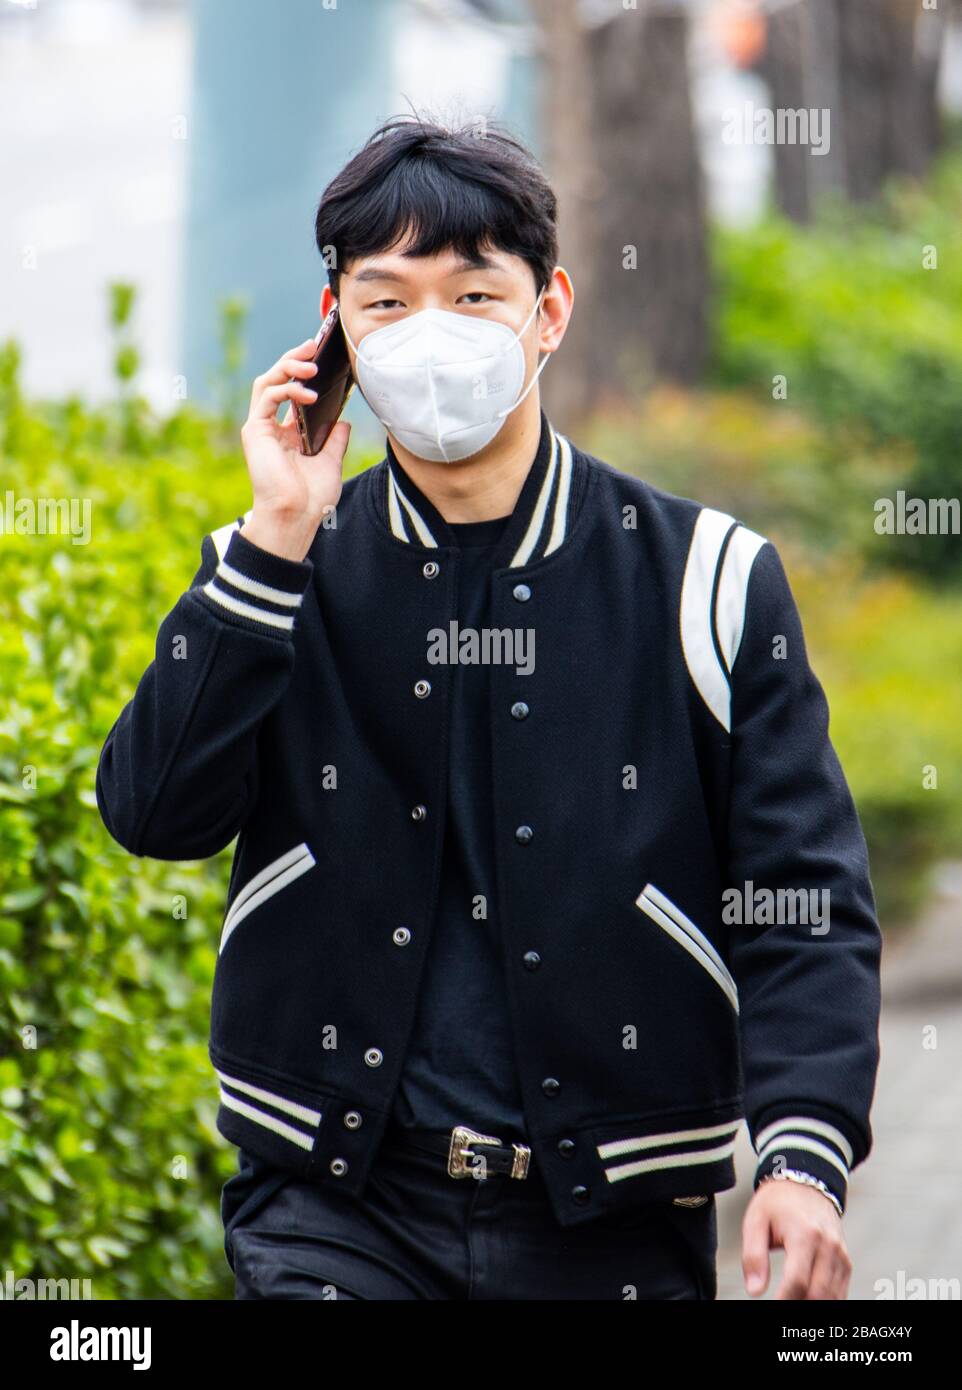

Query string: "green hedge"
[[0, 339, 375, 1298], [710, 146, 962, 584]]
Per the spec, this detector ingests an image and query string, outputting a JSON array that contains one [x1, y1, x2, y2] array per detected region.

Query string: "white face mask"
[[340, 286, 550, 463]]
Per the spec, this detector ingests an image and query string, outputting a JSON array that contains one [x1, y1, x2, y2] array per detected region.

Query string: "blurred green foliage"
[[0, 322, 376, 1298], [710, 146, 962, 583]]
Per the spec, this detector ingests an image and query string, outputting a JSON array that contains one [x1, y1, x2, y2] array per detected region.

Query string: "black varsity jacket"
[[95, 409, 882, 1229]]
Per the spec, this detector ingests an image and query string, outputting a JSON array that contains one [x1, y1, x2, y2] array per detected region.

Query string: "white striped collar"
[[377, 411, 581, 569]]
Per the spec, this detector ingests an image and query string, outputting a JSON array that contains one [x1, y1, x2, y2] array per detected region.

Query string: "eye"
[[458, 292, 493, 305], [367, 298, 404, 310]]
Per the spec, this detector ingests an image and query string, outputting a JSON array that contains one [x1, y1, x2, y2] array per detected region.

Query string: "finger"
[[249, 340, 318, 408], [809, 1235, 851, 1301], [315, 418, 352, 464], [250, 380, 318, 424], [290, 417, 352, 465], [805, 1241, 838, 1301], [775, 1232, 818, 1300], [277, 360, 321, 386], [741, 1202, 773, 1297]]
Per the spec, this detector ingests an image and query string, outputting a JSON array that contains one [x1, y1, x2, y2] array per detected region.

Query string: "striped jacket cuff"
[[199, 529, 313, 634], [751, 1114, 854, 1213]]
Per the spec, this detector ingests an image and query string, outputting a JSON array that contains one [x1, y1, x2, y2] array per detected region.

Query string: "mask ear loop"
[[495, 286, 551, 421], [340, 308, 410, 432], [339, 310, 361, 360]]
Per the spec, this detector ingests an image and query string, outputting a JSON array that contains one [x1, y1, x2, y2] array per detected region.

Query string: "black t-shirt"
[[391, 513, 527, 1138]]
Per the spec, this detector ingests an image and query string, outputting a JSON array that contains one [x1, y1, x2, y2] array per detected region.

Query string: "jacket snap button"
[[330, 1157, 349, 1177], [523, 950, 541, 970], [411, 804, 427, 822], [343, 1110, 362, 1129], [557, 1138, 576, 1158], [364, 1047, 383, 1067], [512, 583, 531, 602], [393, 926, 412, 946], [541, 1076, 560, 1096], [515, 824, 533, 844], [511, 701, 529, 720], [422, 561, 439, 579], [414, 679, 431, 698], [571, 1185, 590, 1205]]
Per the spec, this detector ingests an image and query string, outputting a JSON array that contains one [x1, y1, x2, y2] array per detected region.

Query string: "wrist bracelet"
[[757, 1168, 844, 1219]]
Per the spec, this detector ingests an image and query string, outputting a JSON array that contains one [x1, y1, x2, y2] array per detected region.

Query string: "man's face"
[[325, 233, 548, 383]]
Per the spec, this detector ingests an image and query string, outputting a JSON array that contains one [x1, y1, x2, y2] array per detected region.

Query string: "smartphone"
[[289, 304, 354, 455]]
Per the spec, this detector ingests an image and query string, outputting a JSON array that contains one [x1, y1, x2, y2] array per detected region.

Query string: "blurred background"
[[1, 0, 960, 1299]]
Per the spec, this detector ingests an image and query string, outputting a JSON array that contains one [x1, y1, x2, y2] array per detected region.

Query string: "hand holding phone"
[[238, 328, 353, 562], [290, 304, 355, 456]]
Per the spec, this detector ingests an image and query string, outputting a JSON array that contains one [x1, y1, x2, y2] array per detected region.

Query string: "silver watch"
[[757, 1167, 844, 1218]]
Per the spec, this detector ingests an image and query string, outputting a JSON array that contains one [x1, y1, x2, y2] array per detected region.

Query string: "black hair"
[[314, 113, 558, 299]]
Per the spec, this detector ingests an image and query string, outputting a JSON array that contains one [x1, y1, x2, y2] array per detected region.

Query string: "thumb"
[[742, 1198, 773, 1297], [317, 417, 352, 465]]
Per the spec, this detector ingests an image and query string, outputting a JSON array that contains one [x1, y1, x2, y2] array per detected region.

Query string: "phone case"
[[292, 306, 355, 456]]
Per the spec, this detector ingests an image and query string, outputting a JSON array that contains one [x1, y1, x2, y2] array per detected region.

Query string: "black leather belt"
[[389, 1123, 534, 1180]]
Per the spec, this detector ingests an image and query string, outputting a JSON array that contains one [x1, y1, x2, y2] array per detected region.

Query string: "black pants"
[[222, 1122, 718, 1301]]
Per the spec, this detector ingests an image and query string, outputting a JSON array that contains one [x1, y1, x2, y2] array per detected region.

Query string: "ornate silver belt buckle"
[[447, 1124, 532, 1180], [447, 1125, 502, 1179]]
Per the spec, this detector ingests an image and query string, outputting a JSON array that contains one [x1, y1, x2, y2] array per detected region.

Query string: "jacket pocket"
[[220, 842, 316, 953], [635, 882, 739, 1014]]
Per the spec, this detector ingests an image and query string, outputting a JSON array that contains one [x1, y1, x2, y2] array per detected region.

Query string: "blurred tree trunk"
[[835, 0, 943, 200], [527, 0, 600, 427], [589, 7, 709, 390], [529, 0, 708, 431], [758, 0, 842, 222], [760, 0, 946, 219]]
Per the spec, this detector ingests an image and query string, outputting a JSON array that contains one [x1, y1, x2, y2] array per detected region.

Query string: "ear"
[[320, 284, 336, 319]]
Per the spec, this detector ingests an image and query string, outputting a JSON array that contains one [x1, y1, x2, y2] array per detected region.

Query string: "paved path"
[[715, 862, 962, 1300]]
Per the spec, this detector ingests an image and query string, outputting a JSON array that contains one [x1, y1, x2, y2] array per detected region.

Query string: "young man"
[[96, 116, 881, 1301]]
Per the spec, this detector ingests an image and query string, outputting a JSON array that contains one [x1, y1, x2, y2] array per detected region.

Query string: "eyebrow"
[[349, 253, 505, 285]]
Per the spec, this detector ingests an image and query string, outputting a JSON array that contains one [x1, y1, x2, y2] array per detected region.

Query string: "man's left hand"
[[741, 1179, 852, 1299]]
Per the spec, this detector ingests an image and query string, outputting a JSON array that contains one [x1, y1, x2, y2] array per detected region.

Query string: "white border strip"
[[604, 1137, 740, 1183], [223, 843, 313, 932], [715, 524, 767, 673], [219, 1088, 315, 1151], [215, 559, 304, 608], [598, 1118, 742, 1161], [756, 1133, 850, 1181], [510, 427, 559, 567], [754, 1115, 854, 1168], [221, 845, 311, 934], [679, 507, 736, 731], [215, 1068, 321, 1127], [389, 466, 437, 547], [202, 581, 295, 631], [641, 884, 737, 996], [542, 431, 573, 557], [220, 844, 316, 952], [636, 886, 739, 1013], [387, 467, 410, 541]]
